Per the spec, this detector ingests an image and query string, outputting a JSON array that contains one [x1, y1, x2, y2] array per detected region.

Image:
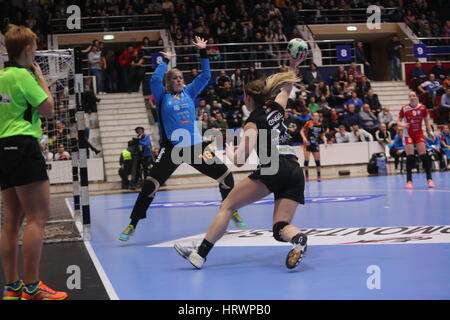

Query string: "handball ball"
[[287, 38, 308, 59]]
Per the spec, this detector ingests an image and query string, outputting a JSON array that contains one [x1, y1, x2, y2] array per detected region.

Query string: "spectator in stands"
[[82, 82, 100, 114], [356, 75, 371, 98], [196, 99, 211, 119], [119, 141, 134, 189], [349, 124, 373, 142], [130, 49, 145, 92], [211, 111, 228, 144], [231, 68, 245, 93], [88, 45, 105, 94], [246, 65, 259, 82], [364, 88, 382, 115], [105, 49, 119, 93], [296, 107, 313, 127], [432, 60, 447, 82], [119, 44, 135, 93], [54, 144, 71, 161], [378, 106, 394, 127], [342, 104, 361, 129], [216, 70, 231, 87], [345, 74, 357, 92], [390, 129, 406, 172], [330, 81, 346, 110], [217, 81, 237, 116], [210, 100, 223, 115], [345, 91, 364, 112], [387, 35, 404, 81], [41, 144, 54, 162], [404, 9, 418, 31], [335, 125, 351, 143], [315, 81, 330, 99], [439, 87, 450, 124], [440, 125, 450, 166], [333, 65, 348, 86], [328, 108, 341, 131], [418, 73, 443, 107], [318, 95, 331, 112], [425, 127, 446, 171], [359, 104, 380, 137], [355, 41, 373, 79], [347, 62, 362, 82], [303, 62, 323, 91], [375, 123, 392, 151], [200, 112, 213, 137], [82, 39, 100, 54], [411, 61, 428, 87], [307, 96, 320, 113], [205, 86, 220, 106], [226, 103, 244, 136]]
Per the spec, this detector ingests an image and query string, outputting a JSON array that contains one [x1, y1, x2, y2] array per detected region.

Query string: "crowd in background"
[[1, 0, 449, 61]]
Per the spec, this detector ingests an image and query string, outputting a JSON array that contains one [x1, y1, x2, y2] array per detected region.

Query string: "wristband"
[[199, 48, 208, 59]]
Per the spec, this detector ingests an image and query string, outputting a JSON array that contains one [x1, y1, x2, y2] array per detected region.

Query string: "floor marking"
[[149, 225, 450, 248], [65, 198, 119, 300]]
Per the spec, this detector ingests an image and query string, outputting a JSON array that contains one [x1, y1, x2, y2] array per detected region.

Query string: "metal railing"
[[136, 40, 356, 73], [50, 14, 165, 34], [297, 7, 402, 25], [77, 39, 357, 77]]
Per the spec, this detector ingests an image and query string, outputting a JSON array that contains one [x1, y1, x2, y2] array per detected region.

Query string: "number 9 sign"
[[336, 45, 352, 61], [413, 44, 427, 58]]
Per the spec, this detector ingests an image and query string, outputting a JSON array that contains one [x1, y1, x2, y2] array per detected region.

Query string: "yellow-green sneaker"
[[119, 225, 135, 241], [231, 211, 247, 229]]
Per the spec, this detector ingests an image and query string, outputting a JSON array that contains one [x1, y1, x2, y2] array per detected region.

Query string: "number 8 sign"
[[413, 44, 427, 58], [336, 45, 352, 61], [152, 52, 164, 68]]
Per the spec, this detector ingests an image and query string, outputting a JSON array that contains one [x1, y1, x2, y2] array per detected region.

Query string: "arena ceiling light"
[[346, 26, 358, 31], [103, 35, 115, 40]]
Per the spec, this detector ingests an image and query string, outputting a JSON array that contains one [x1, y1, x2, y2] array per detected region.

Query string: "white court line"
[[64, 198, 119, 300]]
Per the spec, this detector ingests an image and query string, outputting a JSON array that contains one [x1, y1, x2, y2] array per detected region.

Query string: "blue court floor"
[[77, 172, 450, 300]]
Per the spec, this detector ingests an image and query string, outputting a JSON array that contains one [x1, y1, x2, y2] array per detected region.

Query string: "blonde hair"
[[164, 68, 184, 93], [4, 24, 38, 62], [244, 71, 299, 107]]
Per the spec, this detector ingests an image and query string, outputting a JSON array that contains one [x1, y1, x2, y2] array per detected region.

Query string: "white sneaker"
[[174, 243, 205, 269], [285, 233, 308, 269]]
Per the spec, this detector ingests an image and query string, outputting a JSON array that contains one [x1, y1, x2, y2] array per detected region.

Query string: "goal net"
[[0, 49, 91, 242]]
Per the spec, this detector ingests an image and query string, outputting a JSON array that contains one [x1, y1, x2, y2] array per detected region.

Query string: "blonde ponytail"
[[244, 71, 299, 107]]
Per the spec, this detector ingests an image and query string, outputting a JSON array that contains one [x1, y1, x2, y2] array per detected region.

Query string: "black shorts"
[[249, 155, 305, 204], [306, 143, 320, 153], [0, 135, 48, 190]]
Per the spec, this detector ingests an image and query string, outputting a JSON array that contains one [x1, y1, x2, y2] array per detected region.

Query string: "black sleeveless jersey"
[[245, 100, 293, 160]]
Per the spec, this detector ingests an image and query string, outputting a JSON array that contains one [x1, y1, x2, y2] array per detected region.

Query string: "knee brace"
[[303, 160, 309, 167], [217, 169, 234, 190], [315, 160, 321, 168], [273, 221, 290, 242], [143, 176, 160, 199]]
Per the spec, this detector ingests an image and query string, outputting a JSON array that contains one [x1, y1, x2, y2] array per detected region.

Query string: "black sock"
[[406, 155, 415, 182], [420, 154, 432, 180], [197, 239, 214, 259], [130, 218, 139, 228]]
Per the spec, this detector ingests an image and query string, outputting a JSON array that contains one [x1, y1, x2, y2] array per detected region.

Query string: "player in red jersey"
[[397, 91, 435, 189]]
